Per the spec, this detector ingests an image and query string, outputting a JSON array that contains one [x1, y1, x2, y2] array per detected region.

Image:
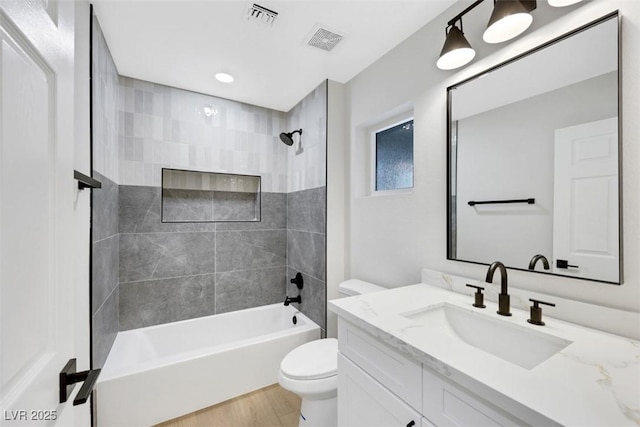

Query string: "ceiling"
[[91, 0, 458, 112]]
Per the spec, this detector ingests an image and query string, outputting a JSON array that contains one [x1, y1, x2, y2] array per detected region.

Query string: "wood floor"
[[154, 384, 302, 427]]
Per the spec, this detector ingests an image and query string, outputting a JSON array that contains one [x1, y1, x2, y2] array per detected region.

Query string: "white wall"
[[326, 80, 347, 338], [345, 0, 640, 323]]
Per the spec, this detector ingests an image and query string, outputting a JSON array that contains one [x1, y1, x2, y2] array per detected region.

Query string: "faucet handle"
[[527, 298, 556, 326], [465, 284, 486, 308]]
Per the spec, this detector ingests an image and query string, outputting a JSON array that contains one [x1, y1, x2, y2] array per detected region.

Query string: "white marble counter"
[[329, 283, 640, 426]]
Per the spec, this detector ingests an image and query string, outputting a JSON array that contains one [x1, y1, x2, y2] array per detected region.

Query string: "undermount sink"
[[403, 303, 572, 369]]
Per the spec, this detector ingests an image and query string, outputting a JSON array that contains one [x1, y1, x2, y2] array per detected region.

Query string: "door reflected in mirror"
[[447, 13, 620, 284]]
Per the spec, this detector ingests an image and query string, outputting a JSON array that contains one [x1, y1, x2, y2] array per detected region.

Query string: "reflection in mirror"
[[161, 168, 261, 223], [447, 13, 620, 284]]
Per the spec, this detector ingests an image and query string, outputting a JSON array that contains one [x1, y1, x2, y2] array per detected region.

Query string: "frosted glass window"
[[375, 120, 414, 191]]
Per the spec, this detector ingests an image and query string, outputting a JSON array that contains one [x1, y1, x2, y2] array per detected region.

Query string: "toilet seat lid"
[[280, 338, 338, 380]]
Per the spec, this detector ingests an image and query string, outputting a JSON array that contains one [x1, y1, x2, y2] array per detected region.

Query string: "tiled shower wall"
[[117, 77, 288, 192], [117, 78, 294, 330], [91, 14, 120, 369], [118, 187, 288, 329], [92, 33, 328, 334], [286, 81, 327, 334]]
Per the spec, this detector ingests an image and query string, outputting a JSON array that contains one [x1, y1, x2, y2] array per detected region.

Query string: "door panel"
[[553, 117, 619, 283], [0, 1, 89, 424]]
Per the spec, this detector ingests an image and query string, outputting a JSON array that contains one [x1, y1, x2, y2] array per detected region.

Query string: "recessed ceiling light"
[[215, 72, 234, 83]]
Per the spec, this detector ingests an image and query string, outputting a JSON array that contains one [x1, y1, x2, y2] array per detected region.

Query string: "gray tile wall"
[[286, 187, 327, 333], [162, 189, 260, 222], [284, 82, 328, 334], [98, 74, 327, 335], [91, 172, 119, 369], [119, 187, 287, 330], [91, 11, 120, 372]]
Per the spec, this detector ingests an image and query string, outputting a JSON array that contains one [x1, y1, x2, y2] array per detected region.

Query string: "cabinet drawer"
[[338, 354, 421, 427], [338, 319, 422, 410], [422, 367, 523, 427]]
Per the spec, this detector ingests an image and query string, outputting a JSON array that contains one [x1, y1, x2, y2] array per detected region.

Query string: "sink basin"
[[403, 303, 572, 369]]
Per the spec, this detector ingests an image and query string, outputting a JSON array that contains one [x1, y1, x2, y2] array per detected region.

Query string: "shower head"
[[279, 129, 302, 146]]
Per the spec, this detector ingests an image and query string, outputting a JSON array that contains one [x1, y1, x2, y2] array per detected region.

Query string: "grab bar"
[[468, 198, 534, 206]]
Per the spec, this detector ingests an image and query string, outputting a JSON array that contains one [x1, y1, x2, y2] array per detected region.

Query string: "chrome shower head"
[[279, 129, 302, 146]]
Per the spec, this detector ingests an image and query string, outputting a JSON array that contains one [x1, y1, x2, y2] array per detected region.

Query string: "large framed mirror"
[[447, 12, 621, 284]]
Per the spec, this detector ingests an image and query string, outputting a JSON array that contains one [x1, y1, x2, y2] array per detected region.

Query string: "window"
[[374, 119, 414, 192]]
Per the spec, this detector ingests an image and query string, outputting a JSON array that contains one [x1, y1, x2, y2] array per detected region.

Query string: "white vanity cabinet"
[[337, 319, 548, 427], [338, 354, 421, 427]]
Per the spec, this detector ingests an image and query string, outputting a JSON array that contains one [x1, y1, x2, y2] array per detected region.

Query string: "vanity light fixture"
[[483, 0, 535, 44], [437, 0, 538, 70], [548, 0, 583, 6], [437, 20, 476, 70]]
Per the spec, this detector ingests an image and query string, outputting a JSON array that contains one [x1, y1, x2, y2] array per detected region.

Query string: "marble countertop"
[[329, 283, 640, 426]]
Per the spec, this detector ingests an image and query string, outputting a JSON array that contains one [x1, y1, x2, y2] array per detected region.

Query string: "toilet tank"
[[338, 279, 386, 298]]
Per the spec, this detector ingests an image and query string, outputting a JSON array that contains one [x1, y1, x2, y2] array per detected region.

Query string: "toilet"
[[278, 280, 385, 427]]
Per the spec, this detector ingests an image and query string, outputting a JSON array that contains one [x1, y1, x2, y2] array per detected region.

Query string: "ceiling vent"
[[307, 27, 343, 52], [247, 4, 278, 26]]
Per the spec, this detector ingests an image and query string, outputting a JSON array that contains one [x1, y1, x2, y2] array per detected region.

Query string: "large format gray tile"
[[286, 268, 326, 331], [92, 235, 119, 315], [216, 192, 286, 231], [216, 230, 286, 272], [119, 232, 216, 282], [213, 191, 259, 222], [162, 189, 214, 222], [287, 230, 326, 281], [92, 286, 119, 369], [119, 274, 216, 330], [119, 185, 216, 233], [215, 267, 286, 314], [92, 172, 119, 242], [287, 187, 326, 234]]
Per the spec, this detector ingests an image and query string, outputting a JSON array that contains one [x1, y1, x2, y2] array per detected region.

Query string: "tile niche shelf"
[[161, 168, 261, 223]]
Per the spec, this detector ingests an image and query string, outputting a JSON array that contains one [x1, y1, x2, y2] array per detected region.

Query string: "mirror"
[[447, 13, 620, 284], [161, 168, 261, 222]]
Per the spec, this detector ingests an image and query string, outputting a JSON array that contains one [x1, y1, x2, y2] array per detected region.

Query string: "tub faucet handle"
[[290, 273, 303, 289]]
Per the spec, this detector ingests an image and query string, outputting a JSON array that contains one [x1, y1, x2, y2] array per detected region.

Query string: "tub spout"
[[284, 295, 301, 306]]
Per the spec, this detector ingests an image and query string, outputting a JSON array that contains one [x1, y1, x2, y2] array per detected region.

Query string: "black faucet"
[[528, 254, 550, 271], [284, 295, 301, 306], [485, 261, 511, 316]]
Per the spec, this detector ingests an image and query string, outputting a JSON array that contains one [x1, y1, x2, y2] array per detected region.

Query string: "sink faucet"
[[284, 295, 301, 306], [485, 261, 511, 316], [528, 254, 550, 271]]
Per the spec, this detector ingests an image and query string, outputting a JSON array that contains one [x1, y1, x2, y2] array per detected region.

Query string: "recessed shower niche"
[[161, 168, 261, 222]]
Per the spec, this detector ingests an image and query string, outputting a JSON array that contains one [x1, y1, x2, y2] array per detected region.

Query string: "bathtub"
[[97, 303, 320, 427]]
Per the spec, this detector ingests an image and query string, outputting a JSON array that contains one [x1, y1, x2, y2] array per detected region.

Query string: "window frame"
[[369, 115, 415, 195]]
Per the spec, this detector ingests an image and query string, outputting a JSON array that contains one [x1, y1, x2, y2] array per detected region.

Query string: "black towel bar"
[[468, 198, 534, 206]]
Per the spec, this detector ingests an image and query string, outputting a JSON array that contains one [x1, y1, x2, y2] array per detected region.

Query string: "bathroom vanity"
[[329, 282, 640, 426]]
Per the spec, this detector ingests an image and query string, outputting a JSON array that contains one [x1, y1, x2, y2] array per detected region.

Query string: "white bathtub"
[[97, 303, 320, 427]]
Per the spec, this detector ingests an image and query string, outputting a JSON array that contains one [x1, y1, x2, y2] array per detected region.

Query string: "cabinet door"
[[338, 354, 420, 427], [423, 368, 523, 427]]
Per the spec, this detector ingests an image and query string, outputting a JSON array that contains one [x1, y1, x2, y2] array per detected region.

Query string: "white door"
[[1, 1, 90, 426], [552, 117, 619, 283]]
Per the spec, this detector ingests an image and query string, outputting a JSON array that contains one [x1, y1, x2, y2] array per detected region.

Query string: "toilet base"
[[298, 396, 337, 427]]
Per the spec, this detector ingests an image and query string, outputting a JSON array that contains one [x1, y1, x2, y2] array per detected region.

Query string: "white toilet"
[[278, 280, 385, 427]]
